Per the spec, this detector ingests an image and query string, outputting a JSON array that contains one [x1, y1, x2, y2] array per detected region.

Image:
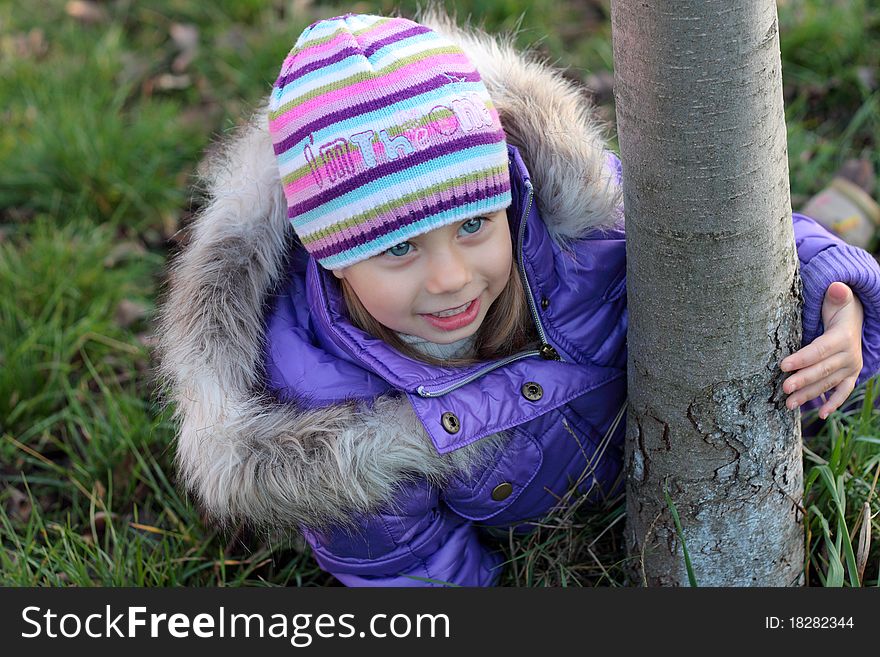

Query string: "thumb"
[[822, 281, 853, 323]]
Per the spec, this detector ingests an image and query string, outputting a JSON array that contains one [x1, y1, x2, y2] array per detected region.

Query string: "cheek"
[[348, 272, 417, 326], [484, 235, 513, 292]]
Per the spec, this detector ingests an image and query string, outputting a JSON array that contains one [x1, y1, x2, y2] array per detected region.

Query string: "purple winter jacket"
[[262, 143, 880, 586], [156, 14, 880, 589]]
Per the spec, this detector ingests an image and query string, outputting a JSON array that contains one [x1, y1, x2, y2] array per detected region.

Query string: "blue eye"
[[386, 242, 411, 257], [460, 217, 484, 235]]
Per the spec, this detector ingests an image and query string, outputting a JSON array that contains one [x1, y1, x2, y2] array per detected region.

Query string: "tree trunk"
[[612, 0, 805, 585]]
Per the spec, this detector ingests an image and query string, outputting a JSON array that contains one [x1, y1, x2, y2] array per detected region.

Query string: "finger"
[[822, 282, 854, 326], [781, 333, 848, 372], [782, 351, 852, 394], [818, 377, 858, 419], [786, 368, 851, 410], [825, 281, 852, 305]]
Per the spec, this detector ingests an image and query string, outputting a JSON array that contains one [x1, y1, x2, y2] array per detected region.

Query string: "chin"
[[429, 327, 479, 344]]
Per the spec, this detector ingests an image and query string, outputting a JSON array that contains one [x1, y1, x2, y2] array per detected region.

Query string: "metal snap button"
[[491, 482, 513, 501], [541, 297, 550, 310], [521, 382, 543, 401], [441, 412, 460, 434]]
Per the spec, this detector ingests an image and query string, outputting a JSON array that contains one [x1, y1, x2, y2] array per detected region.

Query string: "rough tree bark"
[[611, 0, 805, 585]]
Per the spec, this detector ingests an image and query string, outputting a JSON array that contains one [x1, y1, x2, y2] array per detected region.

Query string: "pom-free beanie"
[[268, 14, 511, 270]]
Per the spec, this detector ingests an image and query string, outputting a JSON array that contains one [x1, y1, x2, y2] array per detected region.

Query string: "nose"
[[424, 245, 472, 296]]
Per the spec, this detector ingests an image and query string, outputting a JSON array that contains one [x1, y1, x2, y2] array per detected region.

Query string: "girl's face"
[[333, 209, 513, 344]]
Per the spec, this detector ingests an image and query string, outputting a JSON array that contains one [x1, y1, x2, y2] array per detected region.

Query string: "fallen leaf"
[[65, 0, 107, 24], [7, 28, 48, 60], [178, 102, 222, 130], [155, 73, 192, 91], [585, 70, 614, 104], [142, 228, 166, 248], [857, 67, 877, 91], [103, 240, 146, 268], [4, 486, 31, 522], [170, 23, 199, 73], [170, 23, 199, 51], [856, 501, 871, 584], [115, 299, 150, 328]]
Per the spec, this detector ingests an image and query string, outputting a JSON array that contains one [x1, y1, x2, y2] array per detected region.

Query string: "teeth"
[[431, 301, 470, 318]]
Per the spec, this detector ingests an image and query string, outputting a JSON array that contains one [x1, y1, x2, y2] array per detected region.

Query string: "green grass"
[[802, 380, 880, 587], [1, 0, 879, 587], [0, 18, 203, 230], [782, 0, 880, 207]]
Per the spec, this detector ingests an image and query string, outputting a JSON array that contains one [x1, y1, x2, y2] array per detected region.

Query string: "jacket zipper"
[[416, 180, 561, 399], [416, 349, 542, 398], [517, 180, 561, 362]]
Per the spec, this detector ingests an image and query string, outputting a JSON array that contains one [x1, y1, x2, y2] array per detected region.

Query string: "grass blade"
[[663, 481, 698, 587]]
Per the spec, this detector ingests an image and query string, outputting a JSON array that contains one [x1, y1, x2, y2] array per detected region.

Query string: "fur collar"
[[153, 10, 620, 530]]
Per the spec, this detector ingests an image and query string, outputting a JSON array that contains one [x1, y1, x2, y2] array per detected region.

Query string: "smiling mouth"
[[420, 297, 482, 331], [428, 300, 473, 318]]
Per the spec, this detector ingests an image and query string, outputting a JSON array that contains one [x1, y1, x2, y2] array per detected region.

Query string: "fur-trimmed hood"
[[153, 9, 621, 530]]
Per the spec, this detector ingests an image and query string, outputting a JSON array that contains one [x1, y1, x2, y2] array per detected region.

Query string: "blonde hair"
[[339, 261, 539, 367]]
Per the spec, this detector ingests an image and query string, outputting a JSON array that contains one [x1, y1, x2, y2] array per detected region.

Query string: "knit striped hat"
[[268, 14, 511, 270]]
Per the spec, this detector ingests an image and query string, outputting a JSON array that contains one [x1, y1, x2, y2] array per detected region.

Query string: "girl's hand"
[[780, 281, 864, 419]]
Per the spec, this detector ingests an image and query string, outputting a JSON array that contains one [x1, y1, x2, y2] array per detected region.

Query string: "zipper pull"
[[539, 343, 560, 360]]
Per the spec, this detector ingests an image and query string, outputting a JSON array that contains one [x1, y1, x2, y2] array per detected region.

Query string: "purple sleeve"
[[793, 212, 880, 386], [301, 479, 502, 587]]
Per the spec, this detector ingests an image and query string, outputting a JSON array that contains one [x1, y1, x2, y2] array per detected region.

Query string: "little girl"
[[157, 12, 880, 586]]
